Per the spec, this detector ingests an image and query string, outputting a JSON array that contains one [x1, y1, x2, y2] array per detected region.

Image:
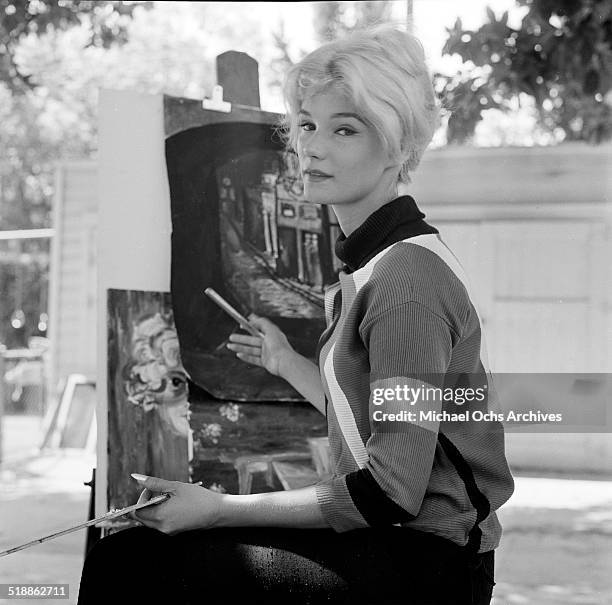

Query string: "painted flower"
[[219, 402, 242, 423], [132, 359, 166, 391], [158, 331, 182, 370], [131, 339, 154, 364], [133, 314, 169, 341], [200, 422, 223, 445]]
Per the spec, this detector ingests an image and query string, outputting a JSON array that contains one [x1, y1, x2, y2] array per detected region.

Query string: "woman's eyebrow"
[[298, 109, 366, 123]]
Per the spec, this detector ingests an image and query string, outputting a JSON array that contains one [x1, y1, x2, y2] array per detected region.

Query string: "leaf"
[[583, 69, 600, 94], [439, 0, 612, 143], [592, 1, 612, 22]]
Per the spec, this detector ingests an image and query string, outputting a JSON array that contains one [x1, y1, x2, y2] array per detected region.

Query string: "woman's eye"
[[298, 123, 355, 136], [171, 376, 186, 388]]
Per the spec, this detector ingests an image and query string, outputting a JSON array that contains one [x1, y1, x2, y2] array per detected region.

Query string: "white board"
[[95, 90, 171, 519]]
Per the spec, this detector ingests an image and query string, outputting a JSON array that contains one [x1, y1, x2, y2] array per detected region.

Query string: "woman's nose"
[[300, 132, 326, 159]]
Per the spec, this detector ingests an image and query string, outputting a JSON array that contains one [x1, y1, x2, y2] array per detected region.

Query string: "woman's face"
[[296, 88, 397, 209], [156, 370, 191, 438], [126, 316, 191, 439]]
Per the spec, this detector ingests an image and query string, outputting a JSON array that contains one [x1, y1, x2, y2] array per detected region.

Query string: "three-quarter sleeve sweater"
[[314, 195, 514, 554]]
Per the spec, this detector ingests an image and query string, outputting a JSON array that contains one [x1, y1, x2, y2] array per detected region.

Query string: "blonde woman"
[[78, 24, 513, 605]]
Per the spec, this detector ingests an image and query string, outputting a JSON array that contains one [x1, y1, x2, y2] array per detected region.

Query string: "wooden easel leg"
[[83, 468, 101, 558]]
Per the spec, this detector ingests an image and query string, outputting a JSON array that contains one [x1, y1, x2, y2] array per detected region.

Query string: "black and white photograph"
[[0, 2, 610, 604]]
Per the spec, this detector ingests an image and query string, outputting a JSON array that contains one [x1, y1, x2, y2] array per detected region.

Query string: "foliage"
[[434, 71, 504, 145], [0, 0, 150, 232], [312, 1, 394, 42], [0, 0, 152, 94], [267, 18, 303, 94], [0, 1, 269, 345], [439, 0, 612, 144], [0, 239, 48, 348], [266, 1, 395, 105], [0, 2, 271, 231]]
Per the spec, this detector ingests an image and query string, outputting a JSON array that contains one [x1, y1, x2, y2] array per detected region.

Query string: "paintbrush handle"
[[204, 288, 263, 337], [0, 493, 171, 558]]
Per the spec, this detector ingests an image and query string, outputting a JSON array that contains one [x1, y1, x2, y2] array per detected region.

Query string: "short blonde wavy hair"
[[279, 24, 439, 184]]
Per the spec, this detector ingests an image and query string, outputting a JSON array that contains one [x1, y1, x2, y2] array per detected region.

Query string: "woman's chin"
[[303, 193, 331, 205], [157, 405, 191, 437], [167, 417, 190, 438]]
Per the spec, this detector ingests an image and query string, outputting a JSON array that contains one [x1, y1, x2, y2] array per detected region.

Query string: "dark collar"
[[334, 195, 439, 273]]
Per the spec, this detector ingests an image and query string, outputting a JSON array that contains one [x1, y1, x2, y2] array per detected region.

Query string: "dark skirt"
[[77, 524, 495, 605]]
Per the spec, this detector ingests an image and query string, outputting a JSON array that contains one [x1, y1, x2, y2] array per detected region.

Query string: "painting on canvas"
[[165, 101, 344, 401], [107, 288, 192, 515]]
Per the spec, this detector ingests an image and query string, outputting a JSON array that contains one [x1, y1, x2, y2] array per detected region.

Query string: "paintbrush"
[[0, 493, 172, 558]]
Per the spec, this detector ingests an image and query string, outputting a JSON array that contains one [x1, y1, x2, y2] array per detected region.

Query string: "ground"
[[0, 415, 611, 605]]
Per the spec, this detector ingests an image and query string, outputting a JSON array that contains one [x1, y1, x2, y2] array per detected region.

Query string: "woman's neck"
[[332, 179, 400, 237]]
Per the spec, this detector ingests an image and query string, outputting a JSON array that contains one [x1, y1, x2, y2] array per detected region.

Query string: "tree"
[[0, 1, 153, 231], [0, 1, 267, 345], [266, 1, 394, 101], [0, 2, 273, 230], [312, 1, 394, 43], [439, 0, 612, 144], [0, 0, 151, 93]]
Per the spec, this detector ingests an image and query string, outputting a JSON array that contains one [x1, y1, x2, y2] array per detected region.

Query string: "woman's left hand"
[[130, 475, 224, 535]]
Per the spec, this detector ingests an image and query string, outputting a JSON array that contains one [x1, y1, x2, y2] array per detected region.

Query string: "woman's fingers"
[[128, 488, 152, 522], [227, 331, 264, 360], [226, 314, 290, 376], [136, 488, 152, 504], [234, 352, 263, 367], [226, 330, 264, 366], [227, 342, 261, 357], [228, 333, 261, 346], [249, 314, 278, 333]]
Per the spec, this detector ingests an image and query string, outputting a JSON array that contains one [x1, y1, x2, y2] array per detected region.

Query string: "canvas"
[[106, 288, 191, 517], [189, 391, 329, 495], [164, 96, 344, 401], [106, 287, 328, 507]]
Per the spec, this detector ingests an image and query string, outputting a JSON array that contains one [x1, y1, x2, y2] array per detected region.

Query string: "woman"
[[77, 24, 514, 605]]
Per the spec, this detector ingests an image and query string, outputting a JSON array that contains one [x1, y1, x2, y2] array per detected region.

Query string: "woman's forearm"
[[278, 350, 326, 416], [215, 485, 329, 529]]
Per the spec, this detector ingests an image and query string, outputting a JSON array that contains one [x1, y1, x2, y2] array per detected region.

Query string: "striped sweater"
[[314, 196, 514, 553]]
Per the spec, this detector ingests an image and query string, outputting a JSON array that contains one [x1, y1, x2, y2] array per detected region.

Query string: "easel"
[[86, 51, 266, 548], [88, 50, 331, 550]]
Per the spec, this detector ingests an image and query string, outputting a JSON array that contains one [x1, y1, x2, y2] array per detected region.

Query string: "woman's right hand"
[[226, 313, 295, 377]]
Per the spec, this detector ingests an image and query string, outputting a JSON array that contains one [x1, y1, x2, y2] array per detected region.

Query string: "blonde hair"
[[279, 24, 439, 183]]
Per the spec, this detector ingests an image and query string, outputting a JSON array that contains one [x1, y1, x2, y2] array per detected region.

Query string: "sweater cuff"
[[315, 476, 370, 533]]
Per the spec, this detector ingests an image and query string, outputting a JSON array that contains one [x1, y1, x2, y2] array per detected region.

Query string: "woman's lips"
[[304, 172, 332, 182]]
